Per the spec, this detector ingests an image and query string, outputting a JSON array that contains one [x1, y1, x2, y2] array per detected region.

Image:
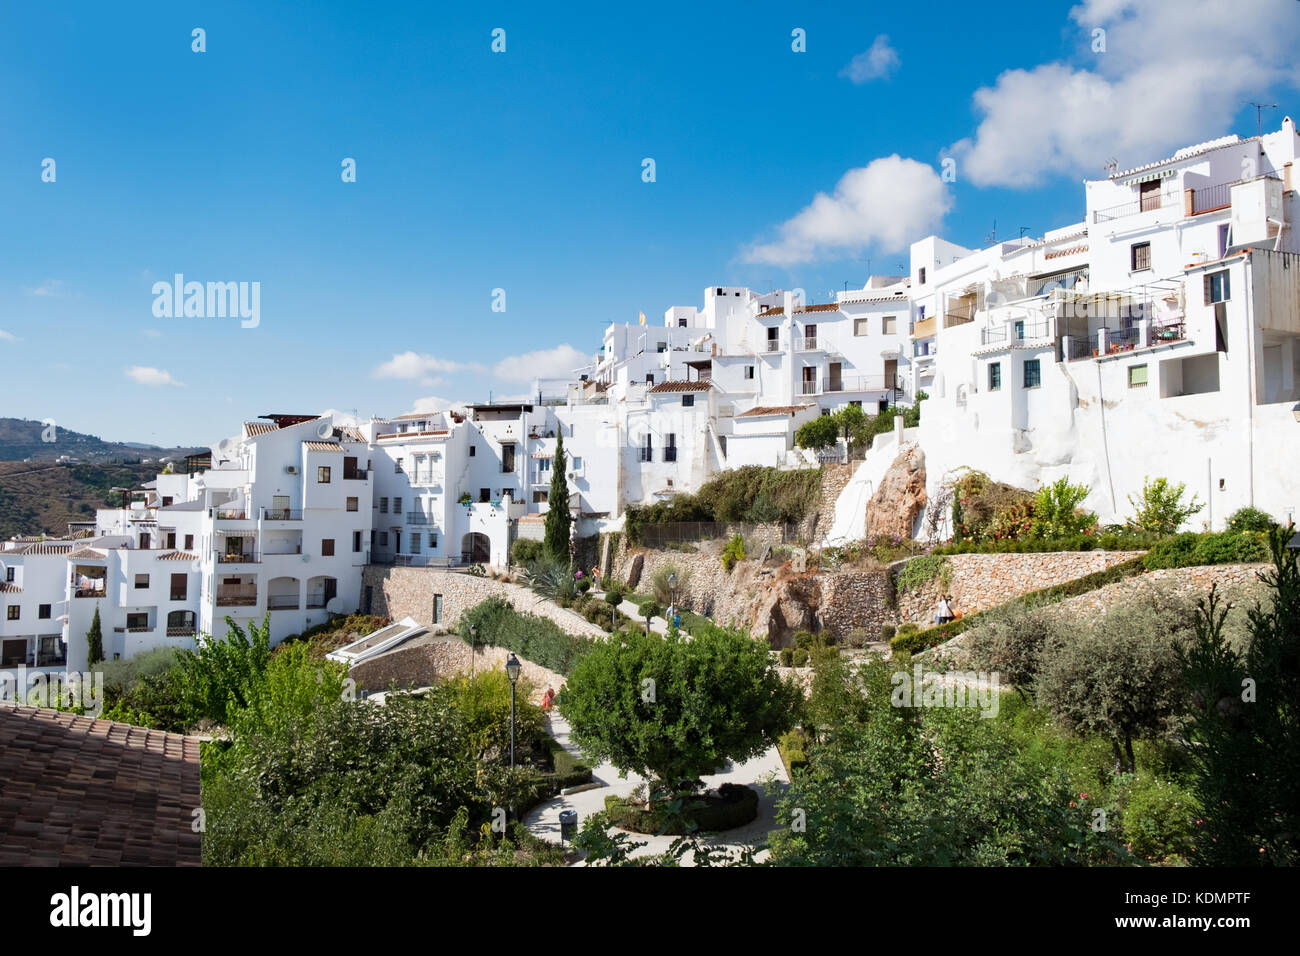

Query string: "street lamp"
[[469, 624, 478, 677], [667, 571, 678, 626], [505, 652, 522, 769]]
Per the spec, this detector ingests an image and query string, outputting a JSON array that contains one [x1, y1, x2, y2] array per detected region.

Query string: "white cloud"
[[839, 35, 900, 83], [0, 329, 17, 341], [493, 344, 590, 383], [126, 365, 182, 387], [371, 351, 476, 380], [951, 0, 1300, 187], [410, 396, 467, 414], [29, 279, 65, 297], [742, 155, 952, 266]]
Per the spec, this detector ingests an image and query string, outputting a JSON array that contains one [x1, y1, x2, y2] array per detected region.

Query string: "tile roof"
[[648, 380, 712, 393], [243, 422, 279, 436], [66, 548, 107, 560], [4, 543, 74, 556], [158, 551, 198, 561], [737, 403, 815, 418], [0, 706, 203, 866], [760, 302, 842, 317], [1044, 243, 1089, 260], [1104, 134, 1257, 181], [302, 441, 344, 453], [335, 426, 366, 442], [0, 582, 21, 593], [391, 411, 438, 420]]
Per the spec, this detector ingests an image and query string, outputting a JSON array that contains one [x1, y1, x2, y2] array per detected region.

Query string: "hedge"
[[458, 597, 595, 676], [889, 556, 1149, 655], [1142, 531, 1268, 570], [604, 783, 759, 834], [932, 532, 1164, 555]]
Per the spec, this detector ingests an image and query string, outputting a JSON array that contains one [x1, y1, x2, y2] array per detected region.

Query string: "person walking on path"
[[936, 595, 956, 625]]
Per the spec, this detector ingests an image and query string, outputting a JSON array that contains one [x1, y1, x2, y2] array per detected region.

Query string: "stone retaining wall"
[[895, 551, 1146, 625], [1051, 563, 1269, 616], [360, 566, 607, 639], [820, 570, 895, 641]]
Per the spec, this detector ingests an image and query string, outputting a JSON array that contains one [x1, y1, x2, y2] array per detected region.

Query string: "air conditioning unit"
[[285, 465, 299, 475]]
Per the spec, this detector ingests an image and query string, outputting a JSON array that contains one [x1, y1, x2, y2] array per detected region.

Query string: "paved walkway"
[[593, 590, 671, 635], [524, 713, 789, 865]]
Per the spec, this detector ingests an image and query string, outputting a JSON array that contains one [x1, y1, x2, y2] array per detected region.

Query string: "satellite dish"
[[213, 436, 241, 460], [326, 597, 345, 614], [301, 554, 310, 563], [316, 420, 332, 439]]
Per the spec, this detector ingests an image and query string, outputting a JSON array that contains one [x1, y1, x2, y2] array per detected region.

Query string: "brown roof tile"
[[0, 706, 203, 866], [648, 380, 712, 393], [737, 403, 815, 418], [302, 441, 344, 453]]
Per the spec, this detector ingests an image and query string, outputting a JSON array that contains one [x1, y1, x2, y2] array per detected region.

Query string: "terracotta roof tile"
[[648, 380, 712, 393], [243, 421, 279, 436], [302, 441, 344, 453], [737, 403, 815, 418], [0, 583, 21, 593], [66, 548, 107, 560], [0, 706, 203, 866], [158, 551, 198, 561]]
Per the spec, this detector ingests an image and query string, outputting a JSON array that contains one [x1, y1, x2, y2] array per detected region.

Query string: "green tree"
[[833, 403, 867, 444], [86, 605, 104, 666], [793, 414, 839, 451], [544, 432, 572, 563], [1035, 590, 1195, 773], [173, 614, 273, 727], [1176, 529, 1300, 865], [1128, 476, 1204, 535], [559, 625, 799, 796]]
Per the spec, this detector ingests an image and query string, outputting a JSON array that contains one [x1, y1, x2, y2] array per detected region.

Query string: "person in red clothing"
[[542, 686, 556, 711]]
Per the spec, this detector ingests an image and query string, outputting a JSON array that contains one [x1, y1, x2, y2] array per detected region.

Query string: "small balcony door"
[[271, 495, 290, 520], [828, 362, 842, 392], [884, 358, 898, 389]]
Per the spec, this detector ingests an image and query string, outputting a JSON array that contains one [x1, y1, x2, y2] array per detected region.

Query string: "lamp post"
[[505, 652, 522, 769], [470, 624, 478, 677], [668, 571, 678, 626]]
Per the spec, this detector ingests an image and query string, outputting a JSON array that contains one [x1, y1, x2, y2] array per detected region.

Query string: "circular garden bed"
[[604, 783, 759, 834]]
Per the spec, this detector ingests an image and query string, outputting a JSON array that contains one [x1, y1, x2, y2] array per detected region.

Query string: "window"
[[165, 532, 176, 549], [127, 612, 148, 630], [378, 532, 389, 546], [479, 488, 491, 503], [161, 496, 173, 507], [38, 604, 51, 619], [918, 305, 926, 319], [410, 533, 421, 554], [1218, 223, 1230, 259], [469, 445, 476, 457], [1205, 270, 1231, 304], [681, 394, 695, 407], [170, 573, 187, 601], [571, 456, 583, 472], [395, 457, 404, 473], [379, 497, 388, 513], [134, 573, 149, 589], [502, 443, 516, 473], [988, 362, 1002, 391], [744, 365, 755, 380], [430, 532, 438, 548], [639, 435, 653, 463], [678, 317, 687, 328], [918, 267, 927, 284], [393, 497, 402, 514], [1130, 242, 1151, 272], [1013, 320, 1024, 341], [664, 434, 677, 462], [4, 567, 13, 582], [346, 496, 358, 512], [353, 531, 362, 553], [645, 373, 655, 384], [184, 534, 194, 550], [1023, 359, 1042, 388], [7, 606, 19, 620], [321, 539, 335, 557], [656, 341, 667, 353], [1128, 364, 1149, 388], [317, 466, 331, 483], [882, 315, 897, 335], [1139, 179, 1161, 211], [433, 594, 443, 623], [849, 400, 862, 408], [533, 490, 548, 504], [538, 457, 551, 473], [854, 318, 869, 336]]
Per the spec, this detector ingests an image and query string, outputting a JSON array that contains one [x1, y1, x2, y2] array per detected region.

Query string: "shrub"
[[879, 624, 896, 643], [792, 648, 810, 667], [1128, 476, 1204, 535], [794, 414, 840, 450], [624, 466, 822, 542], [510, 539, 544, 565], [1031, 477, 1097, 539], [458, 597, 595, 676], [845, 628, 874, 648], [651, 564, 690, 605], [1143, 531, 1269, 570], [1225, 506, 1276, 533], [778, 729, 809, 774], [895, 555, 950, 594], [603, 784, 759, 834], [603, 584, 624, 606], [721, 534, 746, 572], [779, 648, 794, 667], [966, 602, 1057, 695], [1121, 776, 1200, 861]]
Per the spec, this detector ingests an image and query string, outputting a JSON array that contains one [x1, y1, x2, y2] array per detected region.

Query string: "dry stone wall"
[[1051, 563, 1269, 616], [360, 566, 607, 639], [894, 551, 1146, 625]]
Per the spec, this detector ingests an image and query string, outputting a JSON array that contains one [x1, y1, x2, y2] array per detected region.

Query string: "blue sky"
[[2, 0, 1297, 446]]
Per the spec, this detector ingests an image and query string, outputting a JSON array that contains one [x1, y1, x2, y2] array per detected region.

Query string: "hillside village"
[[2, 122, 1299, 870]]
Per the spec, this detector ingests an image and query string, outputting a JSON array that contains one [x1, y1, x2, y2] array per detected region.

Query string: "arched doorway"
[[461, 532, 490, 564]]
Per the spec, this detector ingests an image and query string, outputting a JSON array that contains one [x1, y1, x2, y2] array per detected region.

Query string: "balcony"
[[215, 551, 260, 564], [261, 508, 302, 521], [344, 468, 369, 480], [911, 316, 937, 339], [663, 447, 678, 463], [1093, 189, 1179, 223], [798, 337, 820, 351], [166, 626, 196, 637], [262, 544, 303, 556], [800, 380, 819, 395], [73, 585, 106, 598], [981, 320, 1052, 347], [267, 594, 300, 610], [215, 588, 257, 607], [1063, 320, 1187, 361], [764, 340, 780, 353], [943, 311, 975, 329], [114, 626, 155, 634], [823, 374, 901, 393], [305, 593, 329, 609], [212, 508, 248, 520], [405, 513, 431, 525]]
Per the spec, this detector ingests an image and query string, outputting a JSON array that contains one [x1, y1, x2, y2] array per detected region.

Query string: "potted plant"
[[457, 492, 472, 505]]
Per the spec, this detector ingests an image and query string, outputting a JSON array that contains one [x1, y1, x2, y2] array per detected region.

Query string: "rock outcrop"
[[864, 443, 927, 540]]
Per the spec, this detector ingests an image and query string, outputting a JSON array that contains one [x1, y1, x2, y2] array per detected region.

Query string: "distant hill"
[[0, 418, 206, 464], [0, 461, 164, 540]]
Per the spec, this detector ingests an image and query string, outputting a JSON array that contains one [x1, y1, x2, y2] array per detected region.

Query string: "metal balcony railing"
[[344, 468, 368, 480], [764, 340, 780, 352], [267, 595, 300, 610], [215, 589, 257, 607], [405, 513, 430, 525], [215, 551, 260, 564], [261, 508, 302, 520], [1093, 190, 1180, 222], [212, 508, 248, 520], [822, 374, 901, 393], [800, 380, 819, 395]]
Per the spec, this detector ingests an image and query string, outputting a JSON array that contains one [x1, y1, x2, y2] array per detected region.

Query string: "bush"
[[1128, 476, 1204, 535], [879, 624, 896, 643], [458, 597, 595, 676], [1031, 477, 1097, 539], [510, 539, 544, 565], [792, 648, 811, 667], [895, 555, 950, 594], [721, 534, 746, 572], [603, 585, 624, 606], [1225, 506, 1276, 533], [623, 466, 822, 542], [1143, 531, 1269, 570], [603, 783, 759, 834], [1121, 776, 1200, 861], [966, 601, 1057, 695], [778, 648, 794, 666], [845, 628, 874, 648], [778, 730, 809, 774], [651, 564, 689, 605]]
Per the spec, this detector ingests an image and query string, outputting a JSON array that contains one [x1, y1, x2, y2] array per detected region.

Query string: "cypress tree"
[[86, 605, 104, 666], [545, 432, 572, 563]]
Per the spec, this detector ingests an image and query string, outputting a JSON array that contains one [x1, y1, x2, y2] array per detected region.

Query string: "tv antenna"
[[1019, 226, 1031, 240], [1248, 102, 1277, 136], [1103, 157, 1118, 177], [984, 219, 997, 244]]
